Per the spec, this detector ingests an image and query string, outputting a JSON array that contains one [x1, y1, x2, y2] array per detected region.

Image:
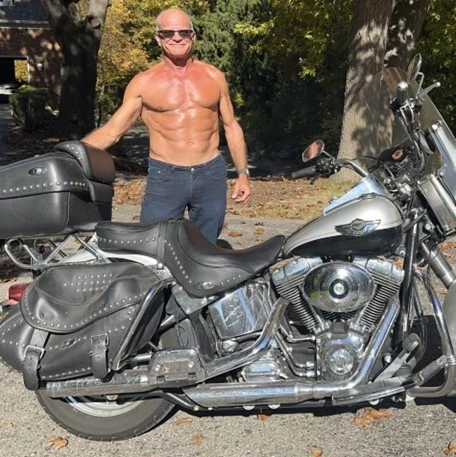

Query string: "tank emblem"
[[335, 218, 380, 236]]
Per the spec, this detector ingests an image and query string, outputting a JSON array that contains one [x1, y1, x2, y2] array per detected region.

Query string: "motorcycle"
[[1, 54, 456, 442]]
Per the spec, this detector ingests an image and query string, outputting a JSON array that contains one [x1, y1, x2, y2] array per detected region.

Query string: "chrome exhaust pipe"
[[44, 369, 153, 398], [44, 299, 398, 406], [184, 301, 400, 408], [43, 298, 289, 398]]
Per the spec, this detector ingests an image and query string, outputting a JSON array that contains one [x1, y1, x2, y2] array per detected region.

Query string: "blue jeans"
[[140, 155, 227, 244]]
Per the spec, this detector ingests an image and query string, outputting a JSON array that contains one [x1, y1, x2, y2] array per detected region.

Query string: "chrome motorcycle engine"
[[174, 256, 404, 383], [272, 256, 404, 380]]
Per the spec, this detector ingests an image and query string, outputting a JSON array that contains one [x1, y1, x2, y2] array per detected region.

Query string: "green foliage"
[[416, 0, 456, 129], [10, 86, 48, 132], [95, 1, 211, 121], [93, 0, 454, 159], [190, 0, 352, 156]]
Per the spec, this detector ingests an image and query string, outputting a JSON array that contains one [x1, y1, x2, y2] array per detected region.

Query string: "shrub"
[[10, 86, 48, 132]]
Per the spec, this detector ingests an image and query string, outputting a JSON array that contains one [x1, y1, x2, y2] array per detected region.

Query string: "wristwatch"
[[237, 167, 250, 177]]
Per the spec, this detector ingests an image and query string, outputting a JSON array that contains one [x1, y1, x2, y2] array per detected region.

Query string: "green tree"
[[337, 0, 433, 182], [233, 0, 352, 155], [41, 0, 110, 137], [416, 0, 456, 128], [96, 0, 151, 124]]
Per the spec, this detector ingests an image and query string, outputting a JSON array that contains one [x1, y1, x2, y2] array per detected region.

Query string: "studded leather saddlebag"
[[0, 141, 115, 239], [0, 262, 165, 390]]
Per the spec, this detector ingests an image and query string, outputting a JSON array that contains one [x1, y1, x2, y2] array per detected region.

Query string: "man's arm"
[[82, 74, 144, 150], [218, 73, 251, 203]]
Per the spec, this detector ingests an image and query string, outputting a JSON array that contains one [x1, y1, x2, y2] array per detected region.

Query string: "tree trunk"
[[336, 0, 397, 182], [41, 0, 110, 138], [385, 0, 433, 70]]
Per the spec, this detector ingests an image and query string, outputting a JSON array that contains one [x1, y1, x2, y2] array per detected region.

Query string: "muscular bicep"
[[218, 75, 237, 128], [105, 80, 143, 135], [82, 76, 144, 149]]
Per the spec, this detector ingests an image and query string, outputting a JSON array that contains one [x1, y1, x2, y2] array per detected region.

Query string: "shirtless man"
[[83, 8, 251, 244]]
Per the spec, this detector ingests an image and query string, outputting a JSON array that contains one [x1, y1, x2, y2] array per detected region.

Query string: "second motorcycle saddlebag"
[[0, 153, 103, 238], [0, 262, 164, 389]]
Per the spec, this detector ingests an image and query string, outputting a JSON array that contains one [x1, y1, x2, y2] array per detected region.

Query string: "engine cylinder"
[[304, 262, 375, 312]]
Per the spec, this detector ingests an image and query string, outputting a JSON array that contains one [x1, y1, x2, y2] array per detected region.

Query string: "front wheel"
[[36, 328, 180, 441]]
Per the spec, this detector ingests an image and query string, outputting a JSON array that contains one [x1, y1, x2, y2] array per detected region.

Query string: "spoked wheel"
[[35, 328, 181, 441], [36, 391, 174, 441]]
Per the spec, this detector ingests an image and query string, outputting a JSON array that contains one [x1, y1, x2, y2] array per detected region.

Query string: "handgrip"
[[290, 166, 317, 179]]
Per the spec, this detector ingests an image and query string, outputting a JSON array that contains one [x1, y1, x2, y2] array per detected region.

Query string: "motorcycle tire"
[[35, 327, 180, 441]]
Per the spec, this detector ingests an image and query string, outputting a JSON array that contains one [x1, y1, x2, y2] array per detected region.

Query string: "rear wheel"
[[36, 328, 180, 441], [36, 392, 174, 441]]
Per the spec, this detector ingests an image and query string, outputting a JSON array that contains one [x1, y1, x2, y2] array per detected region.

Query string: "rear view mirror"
[[407, 54, 422, 84], [302, 140, 325, 162]]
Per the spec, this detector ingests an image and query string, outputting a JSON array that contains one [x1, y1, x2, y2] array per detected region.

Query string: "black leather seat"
[[97, 219, 285, 298]]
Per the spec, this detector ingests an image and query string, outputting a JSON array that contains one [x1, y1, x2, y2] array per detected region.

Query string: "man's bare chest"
[[143, 74, 220, 113]]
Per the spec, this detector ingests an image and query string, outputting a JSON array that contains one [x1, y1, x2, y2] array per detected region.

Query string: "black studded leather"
[[97, 219, 285, 298], [0, 262, 165, 385], [54, 140, 115, 184]]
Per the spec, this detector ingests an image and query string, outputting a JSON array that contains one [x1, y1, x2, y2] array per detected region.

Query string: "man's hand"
[[231, 175, 251, 203]]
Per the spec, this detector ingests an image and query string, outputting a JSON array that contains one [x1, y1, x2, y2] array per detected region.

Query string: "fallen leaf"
[[354, 415, 375, 428], [311, 449, 323, 457], [255, 413, 271, 421], [1, 422, 14, 429], [228, 230, 243, 237], [46, 437, 69, 450], [253, 227, 265, 236], [366, 408, 392, 420], [191, 433, 204, 446], [173, 416, 194, 426], [443, 441, 456, 455], [354, 407, 393, 428]]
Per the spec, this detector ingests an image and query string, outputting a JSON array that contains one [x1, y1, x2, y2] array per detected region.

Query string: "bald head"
[[156, 8, 193, 31]]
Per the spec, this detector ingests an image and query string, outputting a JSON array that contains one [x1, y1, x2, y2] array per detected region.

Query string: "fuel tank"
[[283, 195, 403, 258]]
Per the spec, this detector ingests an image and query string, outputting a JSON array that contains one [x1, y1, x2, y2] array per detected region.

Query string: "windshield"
[[362, 67, 452, 176]]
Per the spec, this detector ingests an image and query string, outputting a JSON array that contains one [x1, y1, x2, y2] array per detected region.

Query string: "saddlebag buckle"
[[23, 345, 46, 391], [91, 334, 110, 380]]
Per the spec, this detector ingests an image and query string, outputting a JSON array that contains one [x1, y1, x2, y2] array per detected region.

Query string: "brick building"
[[0, 0, 61, 108]]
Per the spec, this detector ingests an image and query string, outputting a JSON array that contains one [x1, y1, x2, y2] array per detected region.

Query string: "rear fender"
[[65, 249, 159, 266]]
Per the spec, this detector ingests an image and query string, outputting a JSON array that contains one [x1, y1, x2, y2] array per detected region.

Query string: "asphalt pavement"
[[1, 103, 456, 457]]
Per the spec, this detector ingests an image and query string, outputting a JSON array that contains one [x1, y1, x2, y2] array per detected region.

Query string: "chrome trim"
[[183, 301, 399, 408], [420, 243, 456, 289], [43, 297, 290, 398], [419, 175, 456, 233], [45, 369, 152, 397]]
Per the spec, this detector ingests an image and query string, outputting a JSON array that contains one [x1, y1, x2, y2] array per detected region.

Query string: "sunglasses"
[[157, 29, 194, 39]]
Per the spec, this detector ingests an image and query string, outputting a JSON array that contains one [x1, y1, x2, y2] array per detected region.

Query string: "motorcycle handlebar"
[[290, 166, 317, 179]]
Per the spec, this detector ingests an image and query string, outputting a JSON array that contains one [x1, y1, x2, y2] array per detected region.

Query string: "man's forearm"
[[82, 126, 120, 150], [225, 122, 248, 171]]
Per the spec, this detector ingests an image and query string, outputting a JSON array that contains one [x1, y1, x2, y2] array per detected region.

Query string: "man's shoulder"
[[194, 60, 225, 80], [131, 62, 162, 84], [135, 62, 164, 80]]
